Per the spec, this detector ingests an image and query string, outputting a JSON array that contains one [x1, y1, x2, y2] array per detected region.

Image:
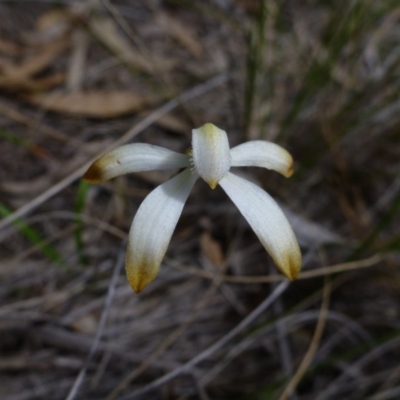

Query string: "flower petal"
[[192, 123, 231, 189], [230, 141, 294, 178], [126, 168, 198, 293], [84, 144, 190, 184], [219, 172, 301, 280]]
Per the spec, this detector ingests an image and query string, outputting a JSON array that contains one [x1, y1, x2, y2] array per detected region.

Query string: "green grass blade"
[[0, 202, 64, 265]]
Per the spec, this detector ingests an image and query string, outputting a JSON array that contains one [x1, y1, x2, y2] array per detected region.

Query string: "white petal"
[[84, 143, 190, 183], [219, 172, 301, 280], [192, 123, 231, 189], [126, 168, 197, 293], [230, 141, 294, 178]]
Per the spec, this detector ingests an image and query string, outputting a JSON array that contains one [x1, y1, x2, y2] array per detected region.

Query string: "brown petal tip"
[[83, 162, 105, 184]]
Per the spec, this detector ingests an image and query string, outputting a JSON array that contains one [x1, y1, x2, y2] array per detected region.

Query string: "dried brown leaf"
[[89, 17, 175, 73], [200, 232, 225, 267], [35, 9, 71, 32], [2, 38, 69, 79], [0, 73, 64, 92], [155, 13, 203, 59], [24, 8, 72, 44], [0, 37, 22, 56], [69, 315, 98, 334], [24, 90, 156, 118], [141, 112, 191, 135]]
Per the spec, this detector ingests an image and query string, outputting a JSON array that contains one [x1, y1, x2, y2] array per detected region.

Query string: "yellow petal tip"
[[281, 255, 301, 281], [284, 161, 294, 178], [125, 258, 160, 294], [274, 247, 302, 281], [200, 122, 218, 134]]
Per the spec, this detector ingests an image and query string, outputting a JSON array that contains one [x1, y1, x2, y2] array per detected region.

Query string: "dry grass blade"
[[99, 0, 199, 126], [66, 29, 89, 91], [372, 363, 400, 398], [0, 101, 87, 149], [278, 277, 331, 399], [0, 283, 84, 317], [2, 380, 74, 400], [64, 248, 124, 400], [367, 385, 400, 400], [315, 337, 400, 400], [119, 281, 290, 400], [272, 280, 295, 392], [106, 271, 225, 400]]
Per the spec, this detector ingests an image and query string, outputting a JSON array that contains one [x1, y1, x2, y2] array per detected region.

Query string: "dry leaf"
[[35, 9, 71, 32], [0, 37, 68, 92], [69, 314, 98, 334], [0, 73, 64, 92], [89, 17, 175, 73], [24, 90, 156, 118], [200, 232, 225, 267], [141, 112, 191, 135], [2, 38, 69, 79], [155, 13, 203, 59], [0, 37, 22, 55], [22, 9, 72, 44], [185, 47, 228, 78]]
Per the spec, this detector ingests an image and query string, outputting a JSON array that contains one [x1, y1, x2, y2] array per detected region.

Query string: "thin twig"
[[278, 276, 332, 400], [119, 280, 290, 400], [272, 281, 297, 400], [168, 254, 382, 283], [0, 101, 87, 149], [64, 247, 125, 400]]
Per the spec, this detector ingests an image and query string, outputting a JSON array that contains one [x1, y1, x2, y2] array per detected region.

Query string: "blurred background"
[[0, 0, 399, 399]]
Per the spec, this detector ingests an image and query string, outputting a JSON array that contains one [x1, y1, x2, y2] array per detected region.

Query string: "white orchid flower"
[[84, 123, 301, 293]]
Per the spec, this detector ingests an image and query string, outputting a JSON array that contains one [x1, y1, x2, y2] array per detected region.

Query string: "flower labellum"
[[84, 123, 301, 293]]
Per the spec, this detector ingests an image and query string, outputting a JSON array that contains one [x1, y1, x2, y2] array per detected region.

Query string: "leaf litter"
[[0, 1, 400, 400]]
